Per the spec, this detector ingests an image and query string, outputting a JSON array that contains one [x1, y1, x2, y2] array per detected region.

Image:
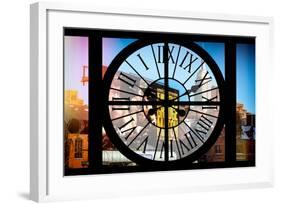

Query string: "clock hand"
[[170, 85, 200, 101], [137, 85, 164, 102], [145, 87, 164, 102], [147, 106, 161, 116]]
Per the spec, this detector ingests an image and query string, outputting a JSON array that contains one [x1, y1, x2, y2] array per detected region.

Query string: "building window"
[[215, 145, 222, 154], [75, 137, 83, 159]]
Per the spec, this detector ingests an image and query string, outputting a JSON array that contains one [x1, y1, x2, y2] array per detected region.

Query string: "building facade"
[[64, 90, 89, 169]]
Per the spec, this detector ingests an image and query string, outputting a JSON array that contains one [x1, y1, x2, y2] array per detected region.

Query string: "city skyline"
[[64, 36, 255, 114], [102, 37, 255, 113]]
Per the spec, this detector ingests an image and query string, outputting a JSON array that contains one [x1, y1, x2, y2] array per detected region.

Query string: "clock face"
[[103, 39, 225, 166]]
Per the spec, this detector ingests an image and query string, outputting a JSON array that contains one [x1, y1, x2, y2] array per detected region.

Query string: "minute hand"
[[170, 85, 200, 101]]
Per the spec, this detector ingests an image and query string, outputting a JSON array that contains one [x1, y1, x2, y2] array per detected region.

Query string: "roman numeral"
[[195, 71, 212, 88], [189, 108, 218, 119], [127, 122, 150, 147], [157, 45, 175, 63], [160, 141, 165, 159], [112, 97, 130, 111], [157, 45, 162, 63], [187, 115, 213, 143], [197, 115, 213, 132], [137, 53, 150, 70], [136, 136, 149, 153], [118, 117, 137, 140], [188, 128, 205, 144], [202, 95, 217, 102], [172, 128, 182, 158], [179, 137, 191, 155], [170, 140, 174, 158], [189, 87, 218, 98], [182, 61, 205, 85], [179, 51, 198, 73], [160, 140, 175, 158], [118, 72, 137, 88], [172, 46, 182, 78], [202, 95, 218, 110], [168, 46, 175, 63], [150, 45, 161, 78], [153, 129, 162, 160], [184, 132, 198, 149]]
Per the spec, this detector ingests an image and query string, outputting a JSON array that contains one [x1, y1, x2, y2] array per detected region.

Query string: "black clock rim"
[[102, 39, 225, 167]]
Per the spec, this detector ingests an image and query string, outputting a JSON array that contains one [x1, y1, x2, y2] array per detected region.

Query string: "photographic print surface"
[[63, 29, 255, 175]]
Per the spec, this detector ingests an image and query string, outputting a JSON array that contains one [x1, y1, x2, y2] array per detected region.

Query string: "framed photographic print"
[[30, 2, 274, 202], [63, 28, 255, 175]]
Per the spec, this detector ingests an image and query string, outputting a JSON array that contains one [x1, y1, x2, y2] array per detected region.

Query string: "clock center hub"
[[142, 78, 190, 129]]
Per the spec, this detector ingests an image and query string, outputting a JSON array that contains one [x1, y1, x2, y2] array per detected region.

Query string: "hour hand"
[[147, 106, 158, 115], [190, 85, 200, 93], [184, 85, 199, 95], [170, 85, 200, 102], [145, 87, 161, 101]]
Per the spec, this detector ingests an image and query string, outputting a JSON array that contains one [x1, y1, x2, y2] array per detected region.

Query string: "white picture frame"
[[30, 2, 274, 202]]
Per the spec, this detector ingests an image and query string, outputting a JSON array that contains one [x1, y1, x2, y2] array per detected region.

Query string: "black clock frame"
[[64, 28, 255, 175], [103, 39, 225, 167]]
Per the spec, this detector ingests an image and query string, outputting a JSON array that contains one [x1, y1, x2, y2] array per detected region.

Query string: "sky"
[[102, 38, 137, 67], [64, 36, 89, 104], [64, 36, 255, 114], [236, 44, 256, 114], [102, 38, 223, 102], [196, 42, 225, 79]]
